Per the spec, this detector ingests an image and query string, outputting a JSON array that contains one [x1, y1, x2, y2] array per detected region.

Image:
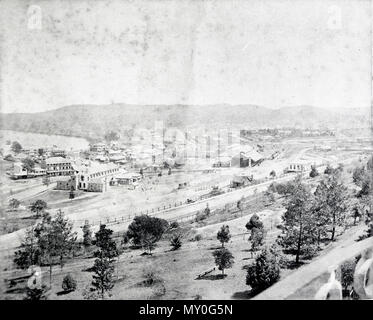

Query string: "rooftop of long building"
[[45, 157, 71, 164]]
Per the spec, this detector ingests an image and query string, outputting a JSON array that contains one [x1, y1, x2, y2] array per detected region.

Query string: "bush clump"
[[62, 274, 77, 293]]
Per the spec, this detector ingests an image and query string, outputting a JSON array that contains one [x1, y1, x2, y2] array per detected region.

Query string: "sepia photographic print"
[[0, 0, 372, 307]]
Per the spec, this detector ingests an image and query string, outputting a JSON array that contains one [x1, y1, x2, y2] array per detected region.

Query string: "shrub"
[[82, 223, 92, 247], [4, 154, 15, 162], [194, 234, 202, 241], [170, 234, 182, 250], [246, 249, 280, 294], [62, 274, 77, 292], [246, 214, 264, 230], [9, 198, 20, 210], [24, 286, 47, 300], [126, 215, 168, 246], [142, 267, 162, 286], [340, 260, 356, 293], [309, 165, 319, 178], [170, 221, 179, 229], [324, 165, 333, 175], [195, 211, 208, 222], [352, 166, 366, 187], [122, 231, 130, 245]]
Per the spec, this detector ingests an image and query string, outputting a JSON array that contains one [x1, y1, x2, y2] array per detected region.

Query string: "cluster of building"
[[241, 128, 336, 139], [10, 154, 143, 193], [212, 145, 264, 168], [87, 142, 165, 168], [56, 161, 121, 192]]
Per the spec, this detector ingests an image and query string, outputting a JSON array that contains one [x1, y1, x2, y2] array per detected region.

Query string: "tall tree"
[[217, 225, 231, 248], [14, 211, 76, 288], [246, 214, 265, 253], [94, 224, 118, 260], [250, 228, 265, 253], [14, 227, 41, 270], [141, 233, 157, 254], [314, 171, 350, 241], [352, 166, 366, 187], [82, 223, 93, 247], [30, 200, 47, 218], [11, 141, 22, 153], [50, 209, 77, 268], [309, 198, 329, 249], [277, 179, 316, 264], [22, 157, 35, 172], [89, 225, 118, 299], [90, 256, 115, 299], [357, 174, 373, 218], [212, 248, 234, 275], [34, 211, 77, 287]]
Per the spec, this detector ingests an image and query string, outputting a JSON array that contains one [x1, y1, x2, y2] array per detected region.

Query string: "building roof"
[[89, 178, 104, 184], [232, 174, 252, 183], [46, 157, 70, 164], [115, 172, 141, 179], [288, 160, 311, 165], [80, 162, 118, 175], [240, 149, 262, 162], [109, 155, 126, 161], [56, 176, 71, 182]]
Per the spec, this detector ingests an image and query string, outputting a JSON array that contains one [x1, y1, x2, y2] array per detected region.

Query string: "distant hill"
[[0, 104, 370, 140]]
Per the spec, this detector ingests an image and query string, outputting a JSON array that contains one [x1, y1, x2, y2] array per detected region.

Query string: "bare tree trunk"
[[49, 264, 52, 289], [317, 229, 321, 249], [331, 214, 336, 241], [296, 224, 303, 264]]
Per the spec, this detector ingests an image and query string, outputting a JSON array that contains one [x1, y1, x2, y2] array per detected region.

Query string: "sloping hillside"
[[0, 104, 369, 140]]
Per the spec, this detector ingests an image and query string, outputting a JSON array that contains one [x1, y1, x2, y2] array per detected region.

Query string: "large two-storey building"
[[45, 157, 74, 176]]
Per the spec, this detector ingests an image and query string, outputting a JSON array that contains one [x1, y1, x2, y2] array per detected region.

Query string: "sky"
[[0, 0, 371, 113]]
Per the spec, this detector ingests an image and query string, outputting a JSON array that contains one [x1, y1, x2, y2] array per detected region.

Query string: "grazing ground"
[[1, 206, 367, 300], [0, 206, 284, 300]]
